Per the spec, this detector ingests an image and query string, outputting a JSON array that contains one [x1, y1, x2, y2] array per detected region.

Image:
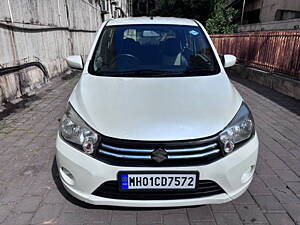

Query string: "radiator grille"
[[95, 135, 223, 167]]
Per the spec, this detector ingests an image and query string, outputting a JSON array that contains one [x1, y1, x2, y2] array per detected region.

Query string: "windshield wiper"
[[182, 68, 215, 75], [95, 71, 120, 76], [121, 69, 180, 76], [97, 69, 182, 77], [95, 69, 217, 76], [95, 69, 183, 77]]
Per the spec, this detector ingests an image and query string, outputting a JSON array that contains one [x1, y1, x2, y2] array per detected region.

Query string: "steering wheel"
[[110, 54, 140, 67]]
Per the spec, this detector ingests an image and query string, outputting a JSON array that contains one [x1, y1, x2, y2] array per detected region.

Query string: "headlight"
[[60, 103, 99, 155], [219, 102, 254, 154]]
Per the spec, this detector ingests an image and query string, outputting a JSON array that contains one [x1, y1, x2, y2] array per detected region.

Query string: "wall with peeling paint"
[[0, 0, 131, 104]]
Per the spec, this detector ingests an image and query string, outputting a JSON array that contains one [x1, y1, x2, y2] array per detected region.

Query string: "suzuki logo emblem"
[[151, 147, 168, 163]]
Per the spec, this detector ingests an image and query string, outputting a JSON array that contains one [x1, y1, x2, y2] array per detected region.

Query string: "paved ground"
[[0, 71, 299, 225]]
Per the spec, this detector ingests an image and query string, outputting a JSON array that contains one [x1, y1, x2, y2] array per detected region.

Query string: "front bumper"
[[56, 133, 259, 207]]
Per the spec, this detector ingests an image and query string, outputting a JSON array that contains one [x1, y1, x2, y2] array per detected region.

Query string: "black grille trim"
[[95, 134, 224, 167], [92, 180, 226, 200]]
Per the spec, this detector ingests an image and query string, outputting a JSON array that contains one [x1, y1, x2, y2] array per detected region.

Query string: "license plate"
[[118, 172, 199, 191]]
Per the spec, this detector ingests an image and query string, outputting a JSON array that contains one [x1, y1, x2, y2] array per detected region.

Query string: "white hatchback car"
[[56, 17, 258, 207]]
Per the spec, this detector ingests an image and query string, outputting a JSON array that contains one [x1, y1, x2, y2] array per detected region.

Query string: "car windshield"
[[88, 24, 220, 77]]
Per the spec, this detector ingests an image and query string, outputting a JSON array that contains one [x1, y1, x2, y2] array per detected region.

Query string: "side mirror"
[[66, 55, 83, 69], [223, 54, 236, 68]]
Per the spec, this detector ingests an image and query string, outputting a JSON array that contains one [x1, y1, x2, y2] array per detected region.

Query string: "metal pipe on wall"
[[241, 0, 246, 25], [57, 0, 62, 26], [7, 0, 14, 23]]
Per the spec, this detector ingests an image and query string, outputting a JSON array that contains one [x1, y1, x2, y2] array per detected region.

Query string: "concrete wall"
[[0, 0, 131, 104], [237, 18, 300, 32], [259, 0, 300, 22], [227, 64, 300, 100], [226, 0, 300, 22], [226, 0, 300, 31]]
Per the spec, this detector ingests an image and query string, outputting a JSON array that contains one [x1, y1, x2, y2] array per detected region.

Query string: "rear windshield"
[[88, 25, 220, 77]]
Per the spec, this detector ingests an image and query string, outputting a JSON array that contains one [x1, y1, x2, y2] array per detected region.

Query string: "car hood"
[[69, 72, 242, 141]]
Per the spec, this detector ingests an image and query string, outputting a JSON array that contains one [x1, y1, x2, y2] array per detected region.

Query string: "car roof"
[[106, 17, 198, 27]]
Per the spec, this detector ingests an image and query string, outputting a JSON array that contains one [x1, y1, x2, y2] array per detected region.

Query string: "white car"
[[56, 17, 258, 207]]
